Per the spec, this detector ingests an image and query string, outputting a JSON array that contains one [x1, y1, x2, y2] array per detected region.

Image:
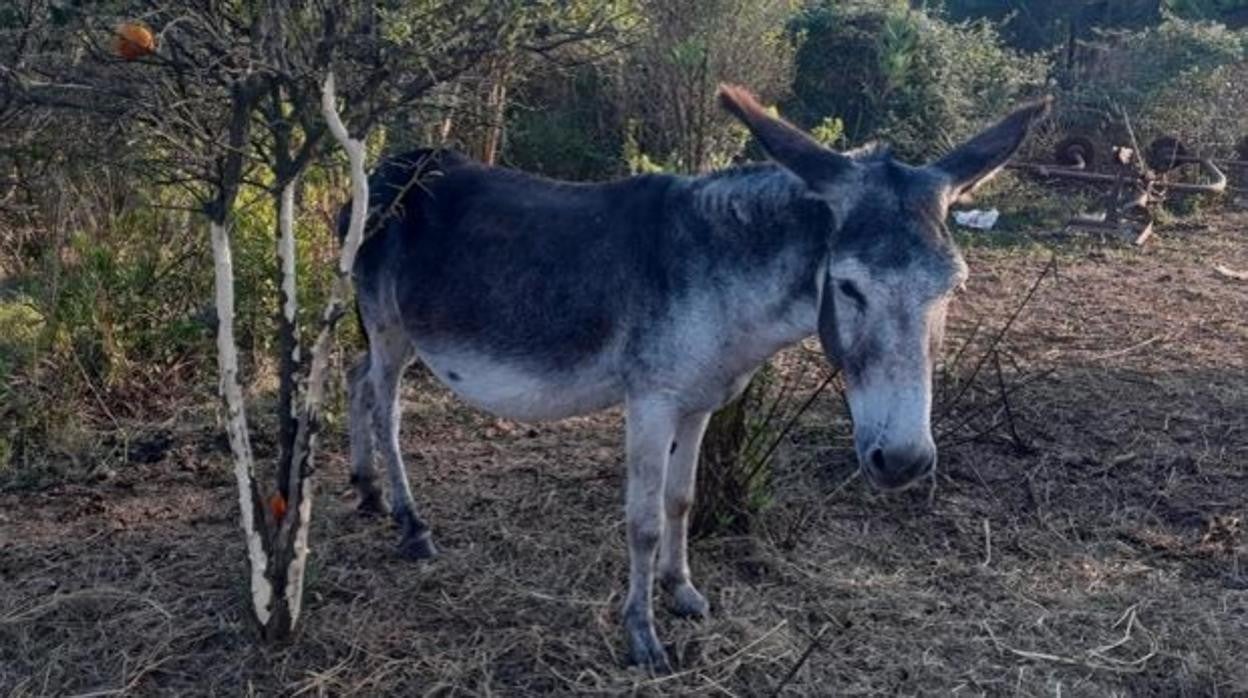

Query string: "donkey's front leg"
[[622, 397, 679, 672], [659, 411, 711, 619]]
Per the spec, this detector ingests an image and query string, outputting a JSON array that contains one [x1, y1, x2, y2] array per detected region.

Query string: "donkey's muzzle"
[[862, 444, 936, 491]]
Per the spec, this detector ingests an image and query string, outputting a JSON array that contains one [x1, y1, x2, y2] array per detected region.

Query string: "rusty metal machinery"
[[1010, 134, 1230, 246]]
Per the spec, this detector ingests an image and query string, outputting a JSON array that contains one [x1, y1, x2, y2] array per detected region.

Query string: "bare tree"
[[2, 0, 630, 639], [623, 0, 796, 173]]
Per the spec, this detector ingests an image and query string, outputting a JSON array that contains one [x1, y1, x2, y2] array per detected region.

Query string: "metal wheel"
[[1146, 136, 1189, 173], [1054, 136, 1096, 168]]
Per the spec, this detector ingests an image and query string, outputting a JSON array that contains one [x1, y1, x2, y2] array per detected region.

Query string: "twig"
[[770, 623, 831, 697], [937, 368, 1056, 443], [980, 518, 992, 568], [992, 349, 1031, 453], [745, 370, 839, 481], [640, 620, 788, 687], [69, 346, 122, 434], [935, 256, 1055, 427], [1, 588, 173, 625], [981, 606, 1158, 675], [1082, 331, 1177, 362]]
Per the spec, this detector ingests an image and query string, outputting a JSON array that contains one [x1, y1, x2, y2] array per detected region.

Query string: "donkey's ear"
[[932, 96, 1053, 201], [718, 84, 854, 189]]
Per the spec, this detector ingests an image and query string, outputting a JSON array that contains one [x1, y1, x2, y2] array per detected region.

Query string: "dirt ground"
[[2, 213, 1247, 697]]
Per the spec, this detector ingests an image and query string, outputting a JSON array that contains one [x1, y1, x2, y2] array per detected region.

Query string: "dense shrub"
[[1056, 16, 1247, 150], [788, 2, 1047, 161], [1142, 61, 1248, 154], [503, 0, 795, 178], [944, 0, 1162, 52], [504, 67, 627, 181], [0, 170, 343, 477]]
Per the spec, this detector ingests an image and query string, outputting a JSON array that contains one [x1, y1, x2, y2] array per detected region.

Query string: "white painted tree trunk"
[[271, 71, 370, 630], [278, 181, 298, 364], [210, 219, 274, 627], [213, 71, 369, 639]]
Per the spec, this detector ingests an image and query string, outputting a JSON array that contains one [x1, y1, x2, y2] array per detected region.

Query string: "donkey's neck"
[[671, 164, 830, 369]]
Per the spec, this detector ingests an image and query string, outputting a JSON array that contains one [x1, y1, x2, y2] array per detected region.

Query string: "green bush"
[[692, 357, 835, 539], [788, 2, 1047, 161], [504, 68, 626, 181], [0, 173, 345, 478], [1063, 17, 1246, 147]]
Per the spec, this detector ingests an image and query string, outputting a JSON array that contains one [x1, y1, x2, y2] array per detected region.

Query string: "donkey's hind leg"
[[347, 353, 387, 516], [658, 410, 711, 619], [621, 396, 680, 671], [368, 331, 437, 560]]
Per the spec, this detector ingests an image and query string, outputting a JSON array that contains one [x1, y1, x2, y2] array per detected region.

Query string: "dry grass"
[[2, 214, 1247, 696]]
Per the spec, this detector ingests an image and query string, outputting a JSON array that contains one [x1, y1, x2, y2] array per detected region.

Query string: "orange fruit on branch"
[[114, 22, 156, 61], [269, 493, 288, 521]]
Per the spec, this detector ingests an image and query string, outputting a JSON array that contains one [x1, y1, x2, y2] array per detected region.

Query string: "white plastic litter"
[[952, 208, 1000, 230]]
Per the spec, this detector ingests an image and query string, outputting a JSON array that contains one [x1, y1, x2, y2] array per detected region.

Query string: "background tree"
[[621, 0, 796, 174], [941, 0, 1163, 53], [789, 2, 1046, 160]]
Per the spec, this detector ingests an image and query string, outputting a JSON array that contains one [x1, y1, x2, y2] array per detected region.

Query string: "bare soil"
[[2, 214, 1247, 697]]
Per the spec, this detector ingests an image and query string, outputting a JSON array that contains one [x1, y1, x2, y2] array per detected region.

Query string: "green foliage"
[[1165, 0, 1248, 22], [504, 68, 627, 180], [0, 296, 44, 468], [622, 121, 669, 174], [39, 211, 211, 386], [0, 173, 343, 478], [943, 0, 1163, 52], [622, 0, 797, 174], [0, 297, 44, 365], [1054, 16, 1247, 151], [789, 3, 1047, 160], [1142, 60, 1248, 151], [0, 195, 212, 476], [809, 116, 846, 148], [693, 358, 834, 538]]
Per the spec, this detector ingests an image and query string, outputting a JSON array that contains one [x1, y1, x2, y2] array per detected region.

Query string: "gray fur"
[[344, 91, 1049, 670]]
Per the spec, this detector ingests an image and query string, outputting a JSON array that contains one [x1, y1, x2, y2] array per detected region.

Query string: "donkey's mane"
[[696, 140, 896, 186], [845, 142, 894, 163]]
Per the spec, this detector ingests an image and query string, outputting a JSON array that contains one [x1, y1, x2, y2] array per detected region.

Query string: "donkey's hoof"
[[668, 583, 709, 620], [627, 635, 672, 674], [356, 493, 390, 517], [398, 532, 438, 560], [625, 617, 672, 673]]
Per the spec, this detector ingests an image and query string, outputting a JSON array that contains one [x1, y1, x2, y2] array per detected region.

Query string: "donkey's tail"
[[336, 148, 471, 349], [332, 201, 370, 349], [335, 147, 469, 244]]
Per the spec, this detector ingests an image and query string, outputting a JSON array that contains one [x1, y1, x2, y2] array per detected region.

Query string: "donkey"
[[343, 85, 1049, 670]]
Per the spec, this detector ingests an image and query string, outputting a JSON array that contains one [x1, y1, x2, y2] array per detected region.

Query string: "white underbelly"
[[416, 348, 624, 422]]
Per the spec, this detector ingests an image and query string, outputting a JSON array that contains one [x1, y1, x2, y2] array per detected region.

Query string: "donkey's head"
[[719, 85, 1049, 491]]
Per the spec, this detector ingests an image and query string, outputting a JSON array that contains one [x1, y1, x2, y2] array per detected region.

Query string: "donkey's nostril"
[[863, 445, 935, 491], [869, 448, 886, 472]]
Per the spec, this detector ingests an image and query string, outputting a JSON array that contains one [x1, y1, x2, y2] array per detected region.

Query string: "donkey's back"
[[350, 150, 689, 421]]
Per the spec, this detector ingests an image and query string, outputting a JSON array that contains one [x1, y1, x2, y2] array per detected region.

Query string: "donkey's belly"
[[416, 347, 624, 422]]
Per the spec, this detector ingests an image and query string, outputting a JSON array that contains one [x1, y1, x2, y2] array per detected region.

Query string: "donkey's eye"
[[837, 280, 867, 307]]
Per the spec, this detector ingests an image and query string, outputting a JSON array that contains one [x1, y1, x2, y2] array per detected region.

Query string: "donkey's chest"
[[637, 295, 817, 411], [416, 346, 624, 422]]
